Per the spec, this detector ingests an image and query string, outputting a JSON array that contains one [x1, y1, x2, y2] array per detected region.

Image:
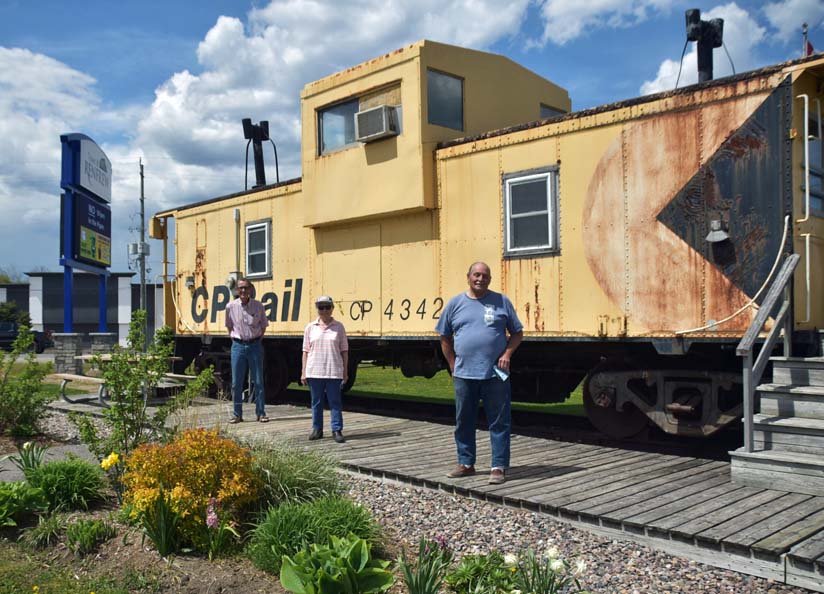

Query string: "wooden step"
[[757, 383, 824, 420], [753, 414, 824, 455], [730, 449, 824, 497], [771, 357, 824, 387]]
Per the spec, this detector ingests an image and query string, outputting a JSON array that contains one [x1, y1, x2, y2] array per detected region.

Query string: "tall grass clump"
[[247, 439, 342, 506], [65, 517, 117, 556], [26, 457, 107, 512], [247, 495, 381, 575]]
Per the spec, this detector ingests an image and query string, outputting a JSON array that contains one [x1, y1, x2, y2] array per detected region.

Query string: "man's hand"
[[497, 353, 511, 372]]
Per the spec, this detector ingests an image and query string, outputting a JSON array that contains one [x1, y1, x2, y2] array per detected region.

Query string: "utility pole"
[[139, 159, 147, 348]]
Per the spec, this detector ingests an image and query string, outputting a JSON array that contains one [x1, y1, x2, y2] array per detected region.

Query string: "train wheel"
[[583, 360, 649, 439], [265, 348, 289, 404], [342, 358, 359, 393]]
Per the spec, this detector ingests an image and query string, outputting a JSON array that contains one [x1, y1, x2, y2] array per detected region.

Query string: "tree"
[[0, 265, 26, 284], [0, 302, 30, 327]]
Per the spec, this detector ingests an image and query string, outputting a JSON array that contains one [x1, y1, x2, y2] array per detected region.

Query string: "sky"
[[1, 0, 823, 281]]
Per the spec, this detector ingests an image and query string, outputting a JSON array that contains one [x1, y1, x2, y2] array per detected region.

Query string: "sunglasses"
[[317, 304, 332, 311]]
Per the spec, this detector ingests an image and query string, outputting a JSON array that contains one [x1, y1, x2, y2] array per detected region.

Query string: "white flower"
[[545, 546, 560, 560], [504, 553, 518, 566], [22, 442, 32, 450], [550, 558, 565, 572], [510, 590, 522, 594], [573, 559, 587, 575]]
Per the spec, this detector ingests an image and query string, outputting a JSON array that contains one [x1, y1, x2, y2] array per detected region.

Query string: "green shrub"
[[69, 312, 215, 502], [19, 512, 67, 549], [122, 428, 260, 551], [248, 496, 381, 575], [248, 439, 342, 507], [444, 551, 516, 594], [280, 534, 394, 594], [0, 325, 52, 437], [65, 517, 117, 556], [0, 481, 47, 527], [27, 457, 107, 511]]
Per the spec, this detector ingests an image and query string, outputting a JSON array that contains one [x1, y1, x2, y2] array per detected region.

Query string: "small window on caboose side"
[[246, 220, 271, 278], [503, 167, 559, 257]]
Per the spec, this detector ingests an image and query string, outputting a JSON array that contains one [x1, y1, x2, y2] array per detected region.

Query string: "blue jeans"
[[453, 376, 511, 469], [231, 340, 265, 419], [307, 378, 343, 432]]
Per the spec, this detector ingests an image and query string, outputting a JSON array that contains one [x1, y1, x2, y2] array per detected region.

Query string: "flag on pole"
[[806, 39, 815, 57]]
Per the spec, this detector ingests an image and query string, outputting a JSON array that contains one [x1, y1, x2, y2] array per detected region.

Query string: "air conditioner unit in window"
[[355, 105, 398, 143]]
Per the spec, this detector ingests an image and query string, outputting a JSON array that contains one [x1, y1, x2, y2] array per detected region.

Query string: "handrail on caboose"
[[736, 253, 800, 453]]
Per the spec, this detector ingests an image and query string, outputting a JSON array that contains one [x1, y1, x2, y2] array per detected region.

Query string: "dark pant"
[[453, 376, 511, 469], [231, 340, 265, 419], [307, 378, 343, 432]]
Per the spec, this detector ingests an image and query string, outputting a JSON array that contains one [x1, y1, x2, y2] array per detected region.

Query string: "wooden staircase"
[[730, 357, 824, 496]]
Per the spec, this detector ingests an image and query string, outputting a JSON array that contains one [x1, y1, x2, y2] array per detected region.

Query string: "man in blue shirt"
[[436, 262, 523, 485]]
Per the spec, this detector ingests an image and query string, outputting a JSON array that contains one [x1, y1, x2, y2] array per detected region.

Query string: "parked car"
[[0, 321, 53, 354]]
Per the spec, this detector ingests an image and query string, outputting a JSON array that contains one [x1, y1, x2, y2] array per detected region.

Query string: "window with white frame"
[[246, 220, 271, 278], [503, 167, 559, 257]]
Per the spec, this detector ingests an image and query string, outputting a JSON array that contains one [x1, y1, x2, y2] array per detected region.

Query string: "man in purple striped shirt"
[[225, 278, 269, 423]]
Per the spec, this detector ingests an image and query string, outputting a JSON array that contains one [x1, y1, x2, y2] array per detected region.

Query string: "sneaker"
[[228, 416, 242, 424], [488, 468, 505, 485], [257, 415, 270, 423], [309, 429, 323, 441], [446, 464, 476, 478], [332, 431, 346, 443]]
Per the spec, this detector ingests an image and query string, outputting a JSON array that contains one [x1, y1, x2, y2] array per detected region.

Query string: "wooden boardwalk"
[[52, 397, 824, 592]]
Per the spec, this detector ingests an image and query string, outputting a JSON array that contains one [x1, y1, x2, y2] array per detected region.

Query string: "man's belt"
[[232, 337, 261, 345]]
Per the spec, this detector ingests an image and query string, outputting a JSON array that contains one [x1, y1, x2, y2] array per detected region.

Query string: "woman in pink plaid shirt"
[[301, 295, 349, 443]]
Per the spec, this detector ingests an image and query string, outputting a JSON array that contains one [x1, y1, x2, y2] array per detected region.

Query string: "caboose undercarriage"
[[175, 334, 780, 440]]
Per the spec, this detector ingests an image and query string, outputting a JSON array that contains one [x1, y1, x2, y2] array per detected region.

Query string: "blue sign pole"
[[62, 190, 75, 332]]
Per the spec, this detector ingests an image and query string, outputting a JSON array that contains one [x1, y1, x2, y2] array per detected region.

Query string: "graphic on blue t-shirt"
[[435, 291, 523, 380]]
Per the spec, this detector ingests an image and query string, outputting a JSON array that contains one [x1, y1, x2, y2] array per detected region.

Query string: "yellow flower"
[[101, 452, 120, 470], [32, 586, 39, 593]]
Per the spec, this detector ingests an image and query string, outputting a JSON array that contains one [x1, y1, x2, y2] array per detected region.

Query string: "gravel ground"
[[346, 475, 818, 594], [38, 410, 819, 594]]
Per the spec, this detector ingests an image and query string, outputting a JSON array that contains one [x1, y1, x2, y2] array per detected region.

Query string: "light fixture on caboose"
[[705, 219, 729, 243], [685, 9, 724, 83], [242, 118, 280, 191]]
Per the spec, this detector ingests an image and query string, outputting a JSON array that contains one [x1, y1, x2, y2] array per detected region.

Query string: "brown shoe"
[[446, 464, 475, 478], [488, 468, 505, 485], [257, 415, 270, 423]]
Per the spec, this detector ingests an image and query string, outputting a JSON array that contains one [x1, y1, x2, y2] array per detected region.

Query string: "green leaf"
[[356, 567, 395, 592], [318, 571, 346, 594], [348, 537, 368, 571], [280, 557, 309, 594]]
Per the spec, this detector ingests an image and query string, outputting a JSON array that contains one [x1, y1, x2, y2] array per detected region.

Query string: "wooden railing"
[[736, 253, 800, 452]]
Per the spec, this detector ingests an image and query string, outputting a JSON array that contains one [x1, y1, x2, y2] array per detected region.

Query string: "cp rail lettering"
[[191, 278, 303, 323]]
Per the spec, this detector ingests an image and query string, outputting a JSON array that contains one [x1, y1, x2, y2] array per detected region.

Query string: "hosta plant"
[[280, 534, 394, 594]]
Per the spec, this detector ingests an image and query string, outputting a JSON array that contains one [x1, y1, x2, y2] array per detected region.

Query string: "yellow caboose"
[[152, 40, 824, 439]]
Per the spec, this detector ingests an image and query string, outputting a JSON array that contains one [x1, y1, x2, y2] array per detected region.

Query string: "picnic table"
[[50, 354, 187, 407]]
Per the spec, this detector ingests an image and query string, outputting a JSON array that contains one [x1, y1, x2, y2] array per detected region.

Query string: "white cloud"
[[640, 3, 766, 95], [533, 0, 677, 46], [764, 0, 824, 42]]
